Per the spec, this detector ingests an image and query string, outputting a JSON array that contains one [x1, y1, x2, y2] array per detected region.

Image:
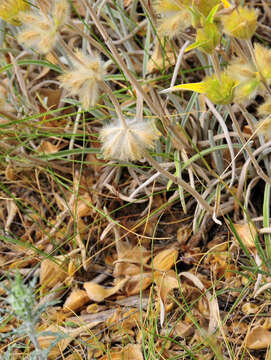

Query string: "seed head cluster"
[[100, 119, 160, 162], [58, 50, 105, 109], [18, 0, 70, 54]]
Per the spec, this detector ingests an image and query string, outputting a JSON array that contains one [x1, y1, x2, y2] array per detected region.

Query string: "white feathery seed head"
[[58, 50, 105, 109], [18, 0, 70, 54], [100, 118, 161, 162]]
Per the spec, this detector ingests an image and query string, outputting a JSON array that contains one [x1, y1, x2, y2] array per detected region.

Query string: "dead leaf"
[[100, 344, 143, 360], [84, 278, 127, 302], [63, 289, 89, 312], [153, 248, 178, 271], [233, 223, 257, 251], [154, 270, 179, 303], [124, 273, 153, 296], [40, 256, 68, 290], [242, 302, 259, 315], [37, 140, 60, 154], [174, 321, 194, 337], [246, 326, 271, 349], [114, 240, 150, 277]]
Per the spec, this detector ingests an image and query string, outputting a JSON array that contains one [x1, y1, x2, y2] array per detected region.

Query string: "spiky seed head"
[[58, 50, 105, 109], [100, 119, 161, 162], [221, 6, 258, 40], [0, 0, 30, 26], [154, 0, 191, 38], [196, 23, 221, 54]]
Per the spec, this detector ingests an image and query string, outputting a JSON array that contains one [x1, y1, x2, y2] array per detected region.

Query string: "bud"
[[0, 0, 29, 26], [195, 22, 221, 54], [221, 6, 258, 40]]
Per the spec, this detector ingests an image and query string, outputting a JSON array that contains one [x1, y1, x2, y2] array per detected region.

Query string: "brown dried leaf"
[[246, 326, 271, 349], [174, 321, 194, 338], [233, 223, 257, 251], [242, 302, 259, 315], [63, 289, 89, 312], [114, 240, 150, 277], [40, 256, 68, 290], [153, 248, 178, 271], [84, 278, 127, 302], [37, 140, 60, 154], [154, 270, 179, 303], [124, 273, 153, 296], [100, 344, 143, 360]]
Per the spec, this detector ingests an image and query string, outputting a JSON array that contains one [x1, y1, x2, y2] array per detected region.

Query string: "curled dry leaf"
[[83, 278, 127, 302], [180, 272, 220, 334], [124, 273, 153, 296], [174, 321, 194, 338], [63, 289, 90, 312], [40, 256, 68, 290], [37, 140, 61, 154], [233, 223, 257, 251], [153, 248, 178, 271], [100, 344, 143, 360], [246, 326, 271, 349], [154, 270, 179, 304], [242, 302, 259, 315], [114, 240, 150, 277]]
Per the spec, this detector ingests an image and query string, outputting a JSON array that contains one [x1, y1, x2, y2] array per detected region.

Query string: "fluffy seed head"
[[0, 0, 30, 25], [221, 6, 258, 40], [154, 0, 191, 38], [100, 119, 161, 162], [17, 0, 70, 54], [58, 50, 105, 109]]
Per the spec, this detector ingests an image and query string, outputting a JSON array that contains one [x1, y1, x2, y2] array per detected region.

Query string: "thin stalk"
[[226, 104, 271, 186], [101, 82, 127, 128], [210, 52, 221, 80], [143, 150, 213, 214]]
